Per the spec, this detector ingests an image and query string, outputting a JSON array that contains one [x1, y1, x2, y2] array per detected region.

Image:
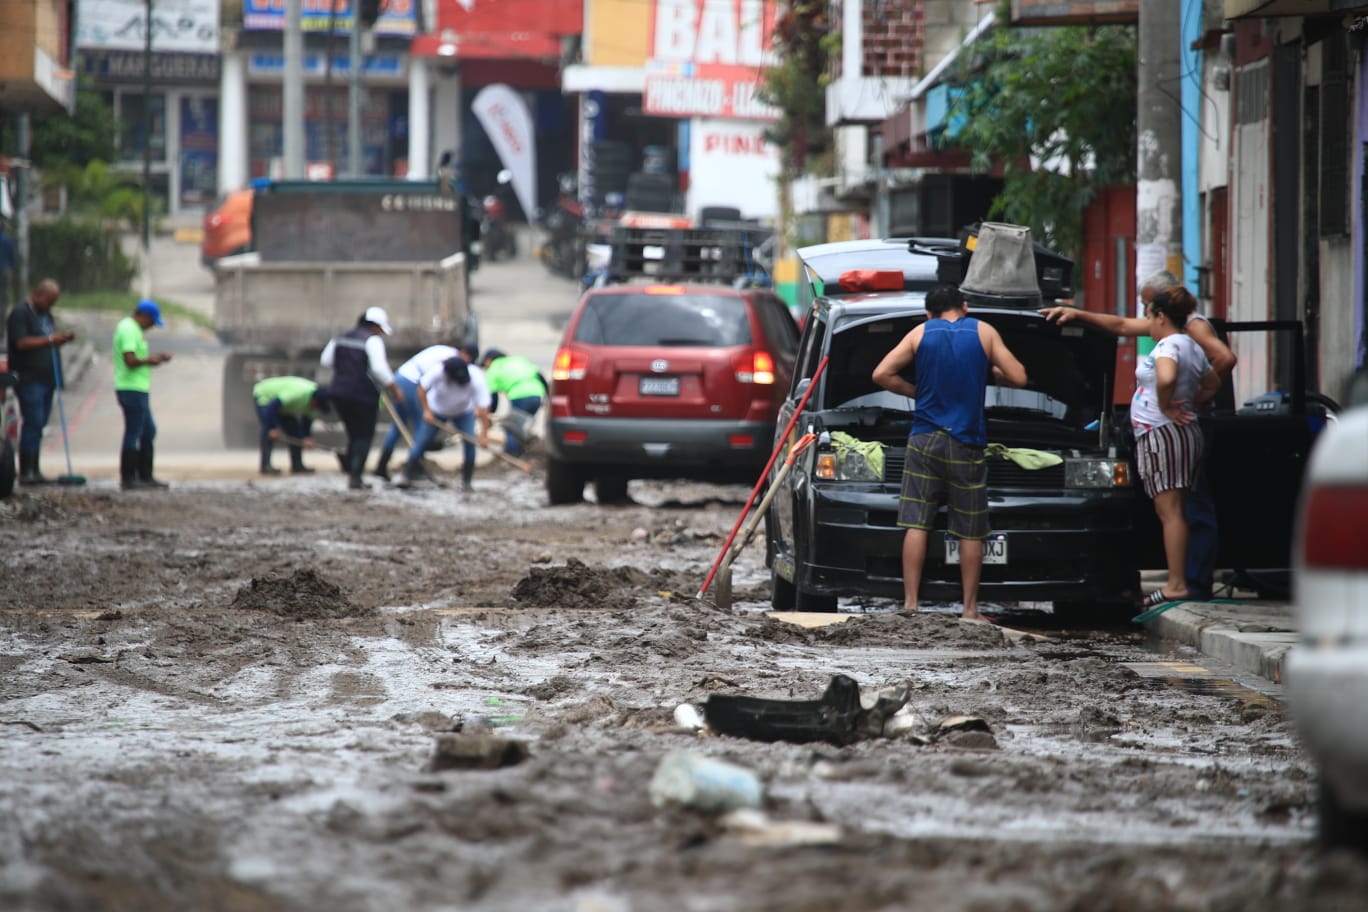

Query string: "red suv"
[[545, 280, 799, 504]]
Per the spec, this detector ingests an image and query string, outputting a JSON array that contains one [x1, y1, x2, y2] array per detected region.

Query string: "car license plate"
[[639, 376, 680, 396], [945, 534, 1007, 565]]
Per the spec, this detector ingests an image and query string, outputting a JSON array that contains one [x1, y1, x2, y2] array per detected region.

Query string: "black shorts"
[[897, 430, 990, 540]]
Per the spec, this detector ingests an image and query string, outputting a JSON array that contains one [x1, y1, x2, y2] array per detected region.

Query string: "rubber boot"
[[137, 446, 170, 489], [372, 447, 392, 482], [288, 444, 313, 474], [120, 449, 140, 490], [460, 461, 474, 494], [20, 450, 51, 485], [346, 439, 369, 490], [260, 440, 280, 475], [396, 459, 422, 490]]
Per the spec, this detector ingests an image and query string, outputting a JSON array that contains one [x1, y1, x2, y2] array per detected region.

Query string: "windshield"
[[573, 293, 751, 346]]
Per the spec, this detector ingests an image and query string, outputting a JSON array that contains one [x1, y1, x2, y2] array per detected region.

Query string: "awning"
[[1225, 0, 1368, 16], [411, 31, 564, 61]]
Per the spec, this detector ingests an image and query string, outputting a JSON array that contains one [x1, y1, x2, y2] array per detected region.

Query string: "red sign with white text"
[[643, 0, 779, 122]]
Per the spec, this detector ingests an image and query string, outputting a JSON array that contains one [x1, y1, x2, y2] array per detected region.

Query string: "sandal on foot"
[[1139, 589, 1181, 609]]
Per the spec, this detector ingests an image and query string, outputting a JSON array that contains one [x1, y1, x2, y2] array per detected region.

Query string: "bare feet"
[[959, 613, 993, 625]]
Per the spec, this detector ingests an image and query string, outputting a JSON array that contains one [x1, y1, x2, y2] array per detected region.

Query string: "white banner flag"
[[472, 84, 538, 221]]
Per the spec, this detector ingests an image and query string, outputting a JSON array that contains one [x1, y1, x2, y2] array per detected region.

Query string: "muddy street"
[[2, 467, 1365, 912]]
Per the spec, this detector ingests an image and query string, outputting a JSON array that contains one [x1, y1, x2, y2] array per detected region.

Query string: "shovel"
[[431, 417, 535, 474], [708, 433, 817, 610], [276, 433, 349, 473]]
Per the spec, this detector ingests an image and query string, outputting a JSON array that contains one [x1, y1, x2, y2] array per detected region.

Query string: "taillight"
[[734, 350, 775, 384], [1300, 486, 1368, 569], [552, 346, 588, 381]]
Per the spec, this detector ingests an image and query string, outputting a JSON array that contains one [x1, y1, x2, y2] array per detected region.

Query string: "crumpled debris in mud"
[[428, 733, 529, 771], [511, 558, 647, 611], [230, 567, 372, 619], [704, 675, 914, 746], [745, 611, 1010, 648]]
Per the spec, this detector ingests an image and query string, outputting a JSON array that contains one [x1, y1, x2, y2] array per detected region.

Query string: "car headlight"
[[815, 450, 882, 482], [1065, 458, 1130, 488]]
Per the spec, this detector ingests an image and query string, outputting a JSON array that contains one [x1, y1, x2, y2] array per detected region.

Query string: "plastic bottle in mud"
[[648, 751, 763, 812]]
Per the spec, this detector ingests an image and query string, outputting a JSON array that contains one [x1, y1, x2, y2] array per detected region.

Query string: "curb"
[[1145, 604, 1295, 684]]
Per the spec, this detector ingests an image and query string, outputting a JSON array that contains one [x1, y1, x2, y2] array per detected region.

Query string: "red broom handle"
[[698, 354, 829, 598]]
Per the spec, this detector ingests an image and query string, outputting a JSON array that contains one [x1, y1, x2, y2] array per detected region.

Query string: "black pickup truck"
[[764, 237, 1331, 618]]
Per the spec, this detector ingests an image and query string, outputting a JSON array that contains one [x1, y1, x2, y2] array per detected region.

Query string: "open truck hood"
[[821, 307, 1119, 434]]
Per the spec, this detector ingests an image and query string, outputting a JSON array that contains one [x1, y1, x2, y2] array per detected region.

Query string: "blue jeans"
[[17, 381, 54, 454], [409, 409, 476, 482], [380, 375, 422, 455], [505, 395, 542, 457], [1184, 420, 1218, 599], [116, 390, 156, 452]]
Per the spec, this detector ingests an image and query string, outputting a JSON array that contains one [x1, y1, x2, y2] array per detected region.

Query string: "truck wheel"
[[0, 438, 15, 499], [221, 356, 259, 449], [594, 475, 630, 504], [1319, 780, 1368, 851], [545, 457, 584, 505], [795, 587, 837, 613], [770, 566, 795, 611]]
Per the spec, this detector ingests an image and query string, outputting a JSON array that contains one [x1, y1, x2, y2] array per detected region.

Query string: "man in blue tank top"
[[872, 284, 1028, 621]]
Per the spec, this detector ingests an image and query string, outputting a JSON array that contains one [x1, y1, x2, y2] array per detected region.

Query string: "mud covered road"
[[2, 465, 1367, 912]]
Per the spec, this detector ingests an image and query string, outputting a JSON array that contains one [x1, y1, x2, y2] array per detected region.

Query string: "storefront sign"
[[643, 0, 778, 122], [247, 52, 403, 77], [79, 50, 221, 84], [77, 0, 220, 54], [180, 96, 219, 207], [687, 119, 778, 218], [243, 0, 417, 37]]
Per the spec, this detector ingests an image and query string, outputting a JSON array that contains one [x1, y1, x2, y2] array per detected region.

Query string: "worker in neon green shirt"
[[479, 348, 547, 457], [112, 300, 173, 490], [252, 376, 331, 476]]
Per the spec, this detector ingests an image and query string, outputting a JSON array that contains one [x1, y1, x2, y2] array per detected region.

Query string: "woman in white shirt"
[[1132, 287, 1221, 607]]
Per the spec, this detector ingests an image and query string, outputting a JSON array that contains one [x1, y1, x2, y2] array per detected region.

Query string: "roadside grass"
[[59, 291, 214, 332]]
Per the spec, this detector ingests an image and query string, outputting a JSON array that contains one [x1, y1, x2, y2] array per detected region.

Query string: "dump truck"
[[214, 179, 478, 447]]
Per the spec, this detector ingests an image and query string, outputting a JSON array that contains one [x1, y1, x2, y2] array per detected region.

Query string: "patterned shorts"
[[1135, 422, 1203, 498], [897, 430, 990, 540]]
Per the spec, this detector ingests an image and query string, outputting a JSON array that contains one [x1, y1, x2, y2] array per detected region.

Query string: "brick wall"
[[861, 0, 925, 77]]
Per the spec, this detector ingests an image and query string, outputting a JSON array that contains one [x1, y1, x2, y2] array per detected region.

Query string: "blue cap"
[[135, 299, 164, 327]]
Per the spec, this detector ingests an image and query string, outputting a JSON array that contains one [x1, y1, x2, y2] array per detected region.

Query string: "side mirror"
[[497, 169, 512, 185], [794, 377, 811, 401]]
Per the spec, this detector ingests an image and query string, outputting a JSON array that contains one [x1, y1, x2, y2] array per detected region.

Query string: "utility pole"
[[283, 0, 306, 178], [347, 9, 364, 177], [1135, 0, 1184, 342], [140, 0, 154, 300]]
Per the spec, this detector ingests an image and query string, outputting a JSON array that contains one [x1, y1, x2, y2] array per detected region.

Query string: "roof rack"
[[606, 224, 773, 286]]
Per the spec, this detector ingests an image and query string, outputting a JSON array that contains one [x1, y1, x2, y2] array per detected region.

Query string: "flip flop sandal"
[[1139, 589, 1180, 609]]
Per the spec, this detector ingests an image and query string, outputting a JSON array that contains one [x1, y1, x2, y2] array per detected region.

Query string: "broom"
[[51, 346, 86, 486]]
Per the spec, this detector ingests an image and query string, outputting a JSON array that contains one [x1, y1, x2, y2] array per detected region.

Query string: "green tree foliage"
[[946, 9, 1136, 259], [28, 79, 120, 168], [759, 1, 834, 174]]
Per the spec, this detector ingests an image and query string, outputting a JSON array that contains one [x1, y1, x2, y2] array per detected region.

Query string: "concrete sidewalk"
[[1142, 599, 1296, 685]]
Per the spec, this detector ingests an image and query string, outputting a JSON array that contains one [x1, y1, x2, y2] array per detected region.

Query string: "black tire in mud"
[[1319, 780, 1368, 852], [545, 457, 584, 505], [770, 566, 795, 611], [794, 587, 837, 613], [0, 438, 14, 499], [594, 475, 630, 504]]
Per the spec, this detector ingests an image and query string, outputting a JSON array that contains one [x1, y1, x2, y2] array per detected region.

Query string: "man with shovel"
[[398, 355, 491, 492], [251, 376, 331, 475]]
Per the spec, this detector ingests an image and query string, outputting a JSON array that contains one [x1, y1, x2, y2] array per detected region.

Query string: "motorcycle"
[[479, 170, 518, 262], [537, 173, 586, 279]]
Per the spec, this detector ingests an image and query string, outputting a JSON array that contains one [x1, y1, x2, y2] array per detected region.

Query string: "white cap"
[[363, 306, 393, 335]]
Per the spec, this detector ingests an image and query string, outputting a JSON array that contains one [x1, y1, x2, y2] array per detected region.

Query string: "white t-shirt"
[[1131, 333, 1208, 435], [397, 344, 460, 383], [419, 362, 491, 417]]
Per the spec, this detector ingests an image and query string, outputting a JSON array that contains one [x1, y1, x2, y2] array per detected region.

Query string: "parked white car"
[[1286, 374, 1368, 850]]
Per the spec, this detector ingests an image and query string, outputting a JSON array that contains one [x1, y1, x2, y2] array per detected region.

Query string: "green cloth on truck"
[[253, 376, 319, 416], [984, 442, 1063, 470], [830, 431, 885, 479], [484, 355, 546, 400]]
